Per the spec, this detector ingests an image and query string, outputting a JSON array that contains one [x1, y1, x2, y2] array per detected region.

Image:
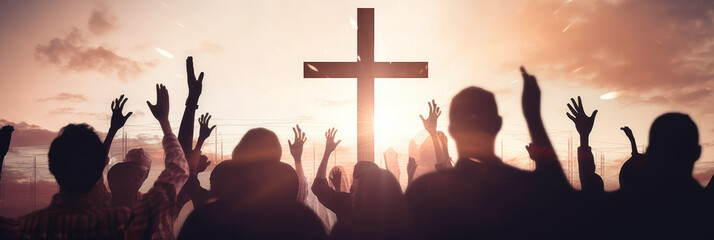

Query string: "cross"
[[304, 8, 428, 162]]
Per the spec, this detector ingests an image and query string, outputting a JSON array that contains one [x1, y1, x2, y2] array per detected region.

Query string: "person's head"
[[645, 113, 700, 176], [123, 148, 151, 172], [351, 161, 379, 194], [107, 162, 148, 206], [353, 168, 412, 239], [48, 124, 107, 194], [231, 128, 282, 163], [448, 87, 502, 158]]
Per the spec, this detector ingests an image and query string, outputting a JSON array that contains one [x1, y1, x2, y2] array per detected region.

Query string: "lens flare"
[[155, 47, 174, 59]]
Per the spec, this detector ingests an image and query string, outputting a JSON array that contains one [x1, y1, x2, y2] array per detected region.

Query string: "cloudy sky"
[[0, 0, 713, 189]]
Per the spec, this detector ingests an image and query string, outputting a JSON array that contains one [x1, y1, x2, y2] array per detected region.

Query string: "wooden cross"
[[304, 8, 428, 162]]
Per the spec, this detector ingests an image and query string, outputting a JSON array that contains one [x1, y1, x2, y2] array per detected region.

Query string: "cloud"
[[48, 107, 109, 120], [35, 28, 152, 81], [0, 119, 58, 147], [37, 93, 88, 102], [88, 7, 117, 35], [503, 0, 714, 105]]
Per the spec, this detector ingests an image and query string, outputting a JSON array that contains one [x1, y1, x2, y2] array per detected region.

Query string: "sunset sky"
[[0, 0, 713, 190]]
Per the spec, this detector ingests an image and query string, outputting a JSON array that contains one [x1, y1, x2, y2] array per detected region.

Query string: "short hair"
[[449, 87, 501, 137], [231, 128, 282, 163], [48, 124, 106, 194], [647, 113, 700, 163], [210, 161, 298, 205]]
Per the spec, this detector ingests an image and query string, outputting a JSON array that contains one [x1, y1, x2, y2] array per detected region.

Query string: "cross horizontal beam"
[[304, 62, 428, 78]]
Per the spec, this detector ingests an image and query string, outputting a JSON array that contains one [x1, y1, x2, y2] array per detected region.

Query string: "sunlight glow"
[[600, 91, 620, 100], [154, 47, 174, 59]]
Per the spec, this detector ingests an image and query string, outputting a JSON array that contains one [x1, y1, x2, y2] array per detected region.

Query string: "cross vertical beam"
[[357, 8, 375, 163]]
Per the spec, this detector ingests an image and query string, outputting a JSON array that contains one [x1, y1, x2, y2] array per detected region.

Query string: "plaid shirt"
[[2, 134, 189, 240]]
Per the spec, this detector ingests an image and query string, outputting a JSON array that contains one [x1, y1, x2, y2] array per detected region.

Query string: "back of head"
[[210, 160, 298, 206], [108, 162, 148, 197], [48, 124, 106, 194], [353, 168, 412, 239], [646, 113, 700, 169], [448, 87, 502, 143], [231, 128, 282, 163]]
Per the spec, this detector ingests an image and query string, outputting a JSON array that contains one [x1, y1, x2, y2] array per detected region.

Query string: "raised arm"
[[407, 156, 418, 185], [419, 100, 452, 170], [146, 84, 189, 196], [177, 56, 204, 155], [620, 126, 639, 156], [104, 95, 133, 154], [566, 96, 604, 193], [194, 113, 216, 153], [0, 125, 14, 182], [520, 67, 561, 171], [312, 128, 343, 210], [288, 124, 308, 203]]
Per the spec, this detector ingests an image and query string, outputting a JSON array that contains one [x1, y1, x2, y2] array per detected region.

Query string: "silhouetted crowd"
[[0, 58, 712, 239]]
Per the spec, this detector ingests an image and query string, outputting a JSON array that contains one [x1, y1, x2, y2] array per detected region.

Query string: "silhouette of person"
[[608, 113, 713, 238], [618, 126, 647, 192], [178, 129, 327, 239], [405, 67, 574, 239], [2, 84, 190, 239], [337, 168, 413, 240], [312, 128, 380, 237], [107, 160, 148, 208]]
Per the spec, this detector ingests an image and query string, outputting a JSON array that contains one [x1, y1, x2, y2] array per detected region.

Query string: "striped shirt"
[[3, 134, 189, 240]]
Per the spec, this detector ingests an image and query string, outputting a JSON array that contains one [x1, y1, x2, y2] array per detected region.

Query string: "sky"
[[0, 0, 713, 190]]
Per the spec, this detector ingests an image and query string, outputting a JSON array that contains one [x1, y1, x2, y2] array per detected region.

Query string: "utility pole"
[[215, 126, 218, 163], [33, 155, 37, 210]]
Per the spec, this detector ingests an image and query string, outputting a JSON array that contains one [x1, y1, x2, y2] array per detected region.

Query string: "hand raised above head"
[[197, 154, 211, 173], [198, 113, 216, 141], [324, 128, 341, 153], [186, 56, 204, 103], [520, 66, 542, 120], [110, 94, 133, 130], [0, 125, 14, 157], [146, 84, 170, 123], [566, 96, 598, 136], [288, 124, 307, 160], [620, 126, 634, 138], [419, 99, 441, 134]]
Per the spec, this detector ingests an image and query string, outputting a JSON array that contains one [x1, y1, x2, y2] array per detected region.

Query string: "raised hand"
[[521, 67, 541, 120], [110, 95, 133, 131], [198, 113, 216, 142], [197, 154, 211, 173], [566, 96, 598, 139], [620, 126, 634, 139], [407, 156, 418, 184], [146, 84, 172, 135], [288, 124, 307, 161], [0, 125, 14, 158], [525, 143, 535, 160], [325, 128, 342, 153], [419, 99, 441, 135], [621, 126, 639, 155], [186, 56, 204, 104]]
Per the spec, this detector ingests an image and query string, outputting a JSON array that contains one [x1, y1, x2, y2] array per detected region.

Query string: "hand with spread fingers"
[[325, 128, 342, 154], [419, 99, 442, 135], [288, 124, 307, 161], [566, 96, 598, 147]]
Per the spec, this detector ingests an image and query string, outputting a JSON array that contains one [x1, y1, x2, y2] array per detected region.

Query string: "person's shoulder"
[[405, 169, 459, 196]]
